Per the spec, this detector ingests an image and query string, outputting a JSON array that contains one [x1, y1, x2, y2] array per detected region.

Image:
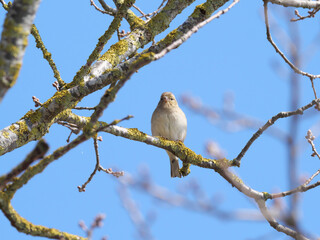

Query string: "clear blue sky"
[[1, 0, 320, 239]]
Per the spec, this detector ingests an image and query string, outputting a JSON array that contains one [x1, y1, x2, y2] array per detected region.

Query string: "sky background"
[[1, 0, 320, 239]]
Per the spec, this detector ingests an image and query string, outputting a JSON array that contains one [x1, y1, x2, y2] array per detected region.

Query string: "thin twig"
[[147, 0, 167, 18], [73, 0, 134, 84], [291, 8, 320, 22], [264, 0, 320, 79], [73, 106, 96, 110], [310, 77, 318, 100], [109, 115, 134, 125], [269, 170, 320, 199], [78, 138, 101, 192], [78, 136, 124, 192], [31, 26, 65, 88], [266, 129, 320, 199], [154, 0, 240, 60], [181, 94, 289, 142], [234, 98, 320, 166], [90, 0, 112, 14], [133, 4, 149, 19], [118, 182, 154, 240], [57, 121, 81, 134], [99, 166, 124, 177], [305, 129, 320, 159], [79, 214, 106, 240]]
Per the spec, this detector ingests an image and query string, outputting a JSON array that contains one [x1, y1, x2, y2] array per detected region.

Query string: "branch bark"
[[0, 0, 41, 102]]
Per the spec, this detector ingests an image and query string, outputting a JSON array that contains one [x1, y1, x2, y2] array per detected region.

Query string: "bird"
[[151, 92, 187, 178]]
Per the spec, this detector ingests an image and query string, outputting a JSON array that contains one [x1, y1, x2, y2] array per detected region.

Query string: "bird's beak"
[[162, 96, 168, 103]]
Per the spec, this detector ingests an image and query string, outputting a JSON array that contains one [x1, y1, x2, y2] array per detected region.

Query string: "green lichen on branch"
[[180, 162, 191, 176], [0, 192, 86, 240], [31, 25, 65, 88], [103, 126, 233, 173], [125, 10, 145, 30], [0, 0, 41, 101], [99, 37, 129, 64], [144, 0, 196, 39], [72, 0, 136, 86], [147, 0, 230, 54]]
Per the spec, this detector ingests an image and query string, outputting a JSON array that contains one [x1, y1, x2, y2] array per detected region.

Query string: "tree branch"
[[0, 139, 49, 190], [264, 0, 320, 79], [268, 0, 320, 9], [0, 0, 42, 102], [234, 98, 320, 166]]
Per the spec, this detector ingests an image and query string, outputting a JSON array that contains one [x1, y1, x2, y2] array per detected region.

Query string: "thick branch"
[[0, 0, 231, 157], [0, 0, 41, 102], [0, 139, 49, 190], [0, 193, 86, 240]]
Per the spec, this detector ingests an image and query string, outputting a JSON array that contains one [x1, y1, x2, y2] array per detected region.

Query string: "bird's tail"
[[169, 155, 181, 178]]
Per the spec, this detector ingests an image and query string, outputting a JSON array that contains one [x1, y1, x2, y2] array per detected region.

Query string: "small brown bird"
[[151, 92, 187, 178]]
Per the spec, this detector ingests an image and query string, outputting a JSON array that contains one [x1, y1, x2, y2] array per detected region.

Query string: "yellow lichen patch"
[[157, 29, 180, 47], [127, 128, 148, 141], [2, 18, 28, 39], [8, 63, 21, 85], [2, 131, 10, 139], [125, 10, 145, 30], [262, 192, 271, 201], [215, 158, 232, 169], [180, 163, 191, 177], [0, 145, 4, 156], [21, 109, 42, 124], [99, 39, 129, 66]]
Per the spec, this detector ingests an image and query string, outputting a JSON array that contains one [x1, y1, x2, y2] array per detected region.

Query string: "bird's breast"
[[151, 107, 187, 141]]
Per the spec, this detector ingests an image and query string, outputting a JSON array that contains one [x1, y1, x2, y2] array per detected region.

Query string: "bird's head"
[[158, 92, 178, 108]]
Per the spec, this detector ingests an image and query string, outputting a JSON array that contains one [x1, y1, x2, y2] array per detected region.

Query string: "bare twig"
[[234, 99, 320, 166], [57, 121, 81, 134], [79, 213, 106, 240], [78, 137, 124, 192], [133, 4, 149, 19], [181, 94, 289, 142], [78, 138, 102, 192], [32, 96, 42, 107], [73, 106, 96, 110], [52, 81, 60, 91], [146, 0, 167, 18], [118, 181, 154, 240], [291, 8, 320, 22], [268, 170, 320, 199], [154, 0, 240, 60], [99, 166, 124, 177], [264, 0, 320, 79], [109, 115, 134, 125], [305, 129, 320, 159], [90, 0, 112, 14], [120, 171, 284, 221]]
